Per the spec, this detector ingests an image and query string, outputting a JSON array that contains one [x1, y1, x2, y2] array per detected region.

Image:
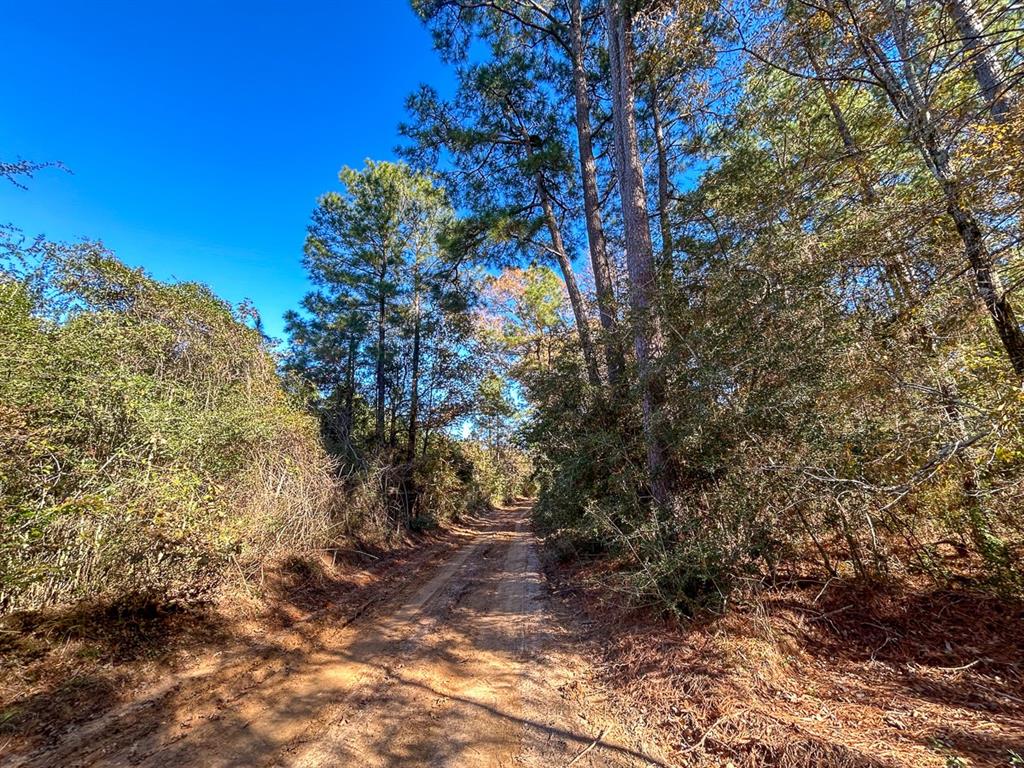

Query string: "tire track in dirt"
[[3, 504, 667, 768]]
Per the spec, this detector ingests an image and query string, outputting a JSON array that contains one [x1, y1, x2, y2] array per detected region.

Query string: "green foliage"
[[523, 58, 1024, 614], [438, 0, 1024, 616], [284, 160, 529, 539], [0, 241, 334, 612], [287, 161, 477, 453]]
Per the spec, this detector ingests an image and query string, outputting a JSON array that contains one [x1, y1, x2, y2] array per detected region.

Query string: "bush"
[[326, 437, 531, 543], [0, 241, 335, 612], [523, 270, 1024, 615]]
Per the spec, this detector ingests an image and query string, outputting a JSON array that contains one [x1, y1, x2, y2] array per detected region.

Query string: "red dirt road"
[[2, 503, 666, 768]]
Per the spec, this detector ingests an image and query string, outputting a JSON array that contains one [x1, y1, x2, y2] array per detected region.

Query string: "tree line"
[[0, 161, 526, 613], [284, 160, 529, 529], [390, 0, 1024, 610]]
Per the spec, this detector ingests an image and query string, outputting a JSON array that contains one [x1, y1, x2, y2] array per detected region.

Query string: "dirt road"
[[3, 504, 666, 767]]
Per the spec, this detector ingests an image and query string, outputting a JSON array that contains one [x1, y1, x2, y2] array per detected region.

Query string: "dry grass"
[[546, 557, 1024, 767]]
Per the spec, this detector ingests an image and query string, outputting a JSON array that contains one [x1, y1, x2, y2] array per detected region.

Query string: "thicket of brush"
[[527, 280, 1024, 614], [327, 437, 530, 542], [0, 239, 338, 612], [0, 236, 524, 614], [404, 0, 1024, 616]]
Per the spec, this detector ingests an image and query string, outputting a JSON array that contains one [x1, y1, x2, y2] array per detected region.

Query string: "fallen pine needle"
[[566, 728, 606, 766], [933, 658, 981, 672], [678, 710, 747, 755]]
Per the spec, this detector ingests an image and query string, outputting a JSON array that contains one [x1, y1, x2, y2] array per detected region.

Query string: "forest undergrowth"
[[544, 551, 1024, 767]]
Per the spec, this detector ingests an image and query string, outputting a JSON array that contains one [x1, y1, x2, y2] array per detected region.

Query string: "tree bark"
[[407, 286, 423, 462], [946, 198, 1024, 376], [568, 0, 624, 386], [605, 0, 670, 504], [537, 174, 604, 388], [948, 0, 1011, 122]]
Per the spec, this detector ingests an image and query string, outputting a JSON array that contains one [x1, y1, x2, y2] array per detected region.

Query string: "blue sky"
[[1, 1, 454, 340]]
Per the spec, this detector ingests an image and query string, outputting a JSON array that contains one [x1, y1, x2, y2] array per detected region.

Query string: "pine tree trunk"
[[569, 0, 624, 385], [946, 198, 1024, 376], [407, 288, 422, 462], [605, 0, 670, 504], [538, 175, 603, 388], [948, 0, 1011, 122]]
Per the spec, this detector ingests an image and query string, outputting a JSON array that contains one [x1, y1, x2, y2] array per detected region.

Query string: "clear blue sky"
[[1, 0, 453, 341]]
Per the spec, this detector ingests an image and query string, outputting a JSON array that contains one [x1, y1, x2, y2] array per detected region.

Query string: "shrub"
[[0, 241, 334, 612]]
